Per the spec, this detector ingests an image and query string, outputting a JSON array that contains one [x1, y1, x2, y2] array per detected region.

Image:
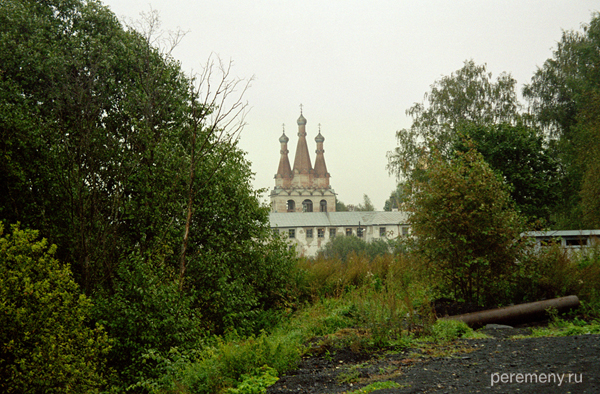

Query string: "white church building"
[[270, 211, 410, 257], [268, 111, 409, 257]]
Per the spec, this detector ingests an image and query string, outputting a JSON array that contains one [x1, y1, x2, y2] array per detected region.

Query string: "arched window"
[[286, 200, 295, 212], [320, 199, 327, 212], [302, 199, 313, 212]]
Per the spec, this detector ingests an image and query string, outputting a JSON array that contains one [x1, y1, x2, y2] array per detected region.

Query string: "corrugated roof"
[[269, 211, 409, 228], [524, 230, 600, 237]]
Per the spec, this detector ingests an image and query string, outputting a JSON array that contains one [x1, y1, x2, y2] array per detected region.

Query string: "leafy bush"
[[186, 233, 299, 336], [0, 223, 110, 394], [513, 241, 600, 310], [429, 319, 472, 342], [225, 366, 279, 394], [317, 235, 394, 262], [405, 147, 526, 306], [92, 253, 205, 390], [136, 331, 299, 394]]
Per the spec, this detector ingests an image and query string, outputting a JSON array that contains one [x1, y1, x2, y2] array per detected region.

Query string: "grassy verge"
[[133, 245, 600, 393], [131, 253, 432, 393], [526, 312, 600, 338]]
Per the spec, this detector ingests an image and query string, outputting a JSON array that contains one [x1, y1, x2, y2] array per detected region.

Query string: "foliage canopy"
[[524, 12, 600, 228], [387, 59, 560, 225], [387, 60, 521, 181], [0, 0, 297, 390], [405, 147, 525, 305], [0, 224, 111, 393], [453, 123, 559, 225]]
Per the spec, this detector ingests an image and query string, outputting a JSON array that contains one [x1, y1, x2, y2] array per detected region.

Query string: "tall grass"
[[137, 251, 434, 393], [292, 251, 434, 348], [135, 241, 600, 393], [294, 252, 425, 300], [515, 242, 600, 314]]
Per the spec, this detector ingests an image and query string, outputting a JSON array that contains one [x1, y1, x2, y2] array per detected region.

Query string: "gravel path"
[[267, 328, 600, 394]]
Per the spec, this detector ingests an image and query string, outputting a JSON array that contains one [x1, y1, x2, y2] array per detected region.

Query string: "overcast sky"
[[103, 0, 598, 210]]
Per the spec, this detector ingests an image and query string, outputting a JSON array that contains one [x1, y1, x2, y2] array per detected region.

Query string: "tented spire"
[[313, 123, 329, 187], [275, 124, 292, 187], [292, 112, 313, 175]]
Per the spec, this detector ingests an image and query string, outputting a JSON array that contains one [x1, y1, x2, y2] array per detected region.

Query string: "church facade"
[[268, 110, 410, 256], [270, 111, 337, 213]]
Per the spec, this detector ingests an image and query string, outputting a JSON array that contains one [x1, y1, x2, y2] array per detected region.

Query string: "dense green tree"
[[523, 12, 600, 228], [0, 0, 192, 291], [336, 200, 349, 211], [383, 183, 406, 211], [183, 143, 298, 334], [453, 123, 559, 225], [0, 0, 289, 318], [317, 235, 392, 262], [387, 60, 521, 180], [0, 0, 297, 389], [0, 224, 110, 393], [355, 194, 376, 211], [386, 60, 563, 226], [405, 148, 525, 305]]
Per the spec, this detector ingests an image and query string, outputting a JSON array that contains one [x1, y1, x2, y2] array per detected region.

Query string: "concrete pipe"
[[443, 295, 580, 327]]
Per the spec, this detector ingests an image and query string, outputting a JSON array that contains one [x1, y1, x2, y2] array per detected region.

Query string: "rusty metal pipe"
[[443, 295, 580, 327]]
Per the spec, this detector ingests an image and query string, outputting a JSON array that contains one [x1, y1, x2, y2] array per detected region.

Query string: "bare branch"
[[127, 7, 189, 56], [178, 54, 253, 288]]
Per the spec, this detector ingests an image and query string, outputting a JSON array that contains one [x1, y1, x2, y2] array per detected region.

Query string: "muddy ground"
[[267, 326, 600, 394]]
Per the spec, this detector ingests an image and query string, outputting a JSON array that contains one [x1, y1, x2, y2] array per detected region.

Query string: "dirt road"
[[267, 328, 600, 393]]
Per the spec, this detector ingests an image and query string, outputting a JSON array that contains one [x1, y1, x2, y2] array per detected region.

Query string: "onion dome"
[[297, 114, 307, 126], [279, 131, 289, 143]]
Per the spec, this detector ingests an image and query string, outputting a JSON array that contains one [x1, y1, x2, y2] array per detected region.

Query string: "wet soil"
[[267, 327, 600, 393]]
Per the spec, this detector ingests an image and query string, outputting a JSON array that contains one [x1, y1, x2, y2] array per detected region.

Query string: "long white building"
[[270, 211, 409, 257]]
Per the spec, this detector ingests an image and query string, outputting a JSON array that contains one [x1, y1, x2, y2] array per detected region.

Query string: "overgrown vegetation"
[[316, 235, 402, 262], [0, 0, 294, 391], [2, 1, 600, 393], [405, 146, 526, 305], [2, 220, 600, 392], [387, 13, 600, 228], [0, 224, 111, 393], [528, 315, 600, 338]]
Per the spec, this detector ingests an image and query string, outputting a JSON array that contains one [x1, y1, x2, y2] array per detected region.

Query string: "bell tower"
[[270, 107, 336, 213]]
